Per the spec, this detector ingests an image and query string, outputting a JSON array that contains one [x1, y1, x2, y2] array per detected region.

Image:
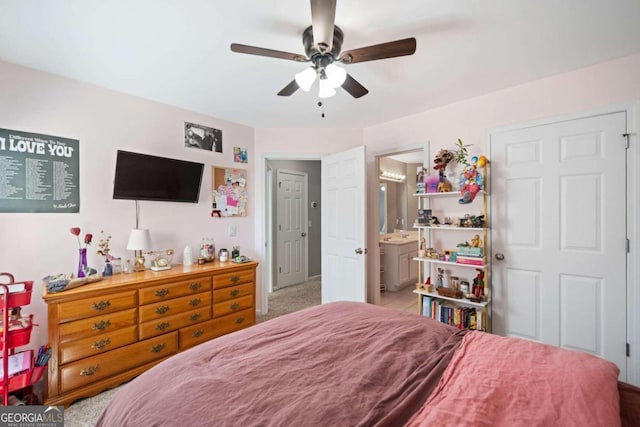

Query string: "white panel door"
[[321, 146, 366, 303], [491, 112, 627, 378], [276, 169, 308, 289]]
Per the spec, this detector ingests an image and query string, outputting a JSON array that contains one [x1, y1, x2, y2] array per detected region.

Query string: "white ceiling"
[[1, 1, 640, 129]]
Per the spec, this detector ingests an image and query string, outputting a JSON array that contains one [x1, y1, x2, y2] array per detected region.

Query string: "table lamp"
[[127, 229, 151, 272]]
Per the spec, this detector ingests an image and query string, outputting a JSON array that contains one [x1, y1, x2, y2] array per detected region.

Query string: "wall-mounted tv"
[[113, 150, 204, 203]]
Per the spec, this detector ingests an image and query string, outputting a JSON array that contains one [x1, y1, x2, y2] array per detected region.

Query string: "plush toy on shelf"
[[459, 155, 487, 204], [433, 149, 454, 192]]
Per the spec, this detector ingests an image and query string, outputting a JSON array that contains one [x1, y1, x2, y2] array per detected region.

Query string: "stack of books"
[[420, 295, 486, 331], [455, 246, 485, 266]]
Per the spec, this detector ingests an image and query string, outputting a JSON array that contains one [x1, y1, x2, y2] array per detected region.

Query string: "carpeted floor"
[[62, 277, 321, 426], [256, 276, 321, 323]]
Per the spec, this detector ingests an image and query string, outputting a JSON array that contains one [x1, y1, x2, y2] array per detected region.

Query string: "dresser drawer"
[[58, 308, 137, 343], [139, 291, 211, 323], [59, 332, 178, 394], [139, 307, 212, 340], [213, 269, 254, 289], [139, 276, 212, 305], [213, 283, 253, 304], [179, 318, 218, 350], [57, 291, 137, 323], [211, 308, 255, 338], [213, 295, 253, 318], [59, 325, 138, 365]]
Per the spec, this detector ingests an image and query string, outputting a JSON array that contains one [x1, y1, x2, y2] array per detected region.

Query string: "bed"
[[96, 301, 640, 427]]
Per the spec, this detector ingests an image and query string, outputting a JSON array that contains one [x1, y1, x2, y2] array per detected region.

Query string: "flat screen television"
[[113, 150, 204, 203]]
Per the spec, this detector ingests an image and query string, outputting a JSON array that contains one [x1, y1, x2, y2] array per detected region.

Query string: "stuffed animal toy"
[[459, 156, 485, 204], [433, 149, 454, 192]]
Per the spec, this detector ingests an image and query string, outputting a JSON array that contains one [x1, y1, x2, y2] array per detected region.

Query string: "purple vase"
[[77, 248, 88, 278]]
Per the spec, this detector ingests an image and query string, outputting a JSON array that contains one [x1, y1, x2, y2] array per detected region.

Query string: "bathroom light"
[[295, 67, 316, 92], [380, 170, 406, 182]]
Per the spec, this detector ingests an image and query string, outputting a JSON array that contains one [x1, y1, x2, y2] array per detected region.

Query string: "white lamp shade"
[[325, 63, 347, 88], [294, 67, 317, 92], [126, 229, 151, 251], [318, 78, 336, 98]]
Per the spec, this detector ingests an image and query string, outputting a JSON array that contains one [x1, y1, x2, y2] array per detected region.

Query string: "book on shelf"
[[455, 255, 485, 266]]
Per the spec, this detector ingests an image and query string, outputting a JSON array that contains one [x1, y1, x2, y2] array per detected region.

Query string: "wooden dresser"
[[42, 261, 258, 407]]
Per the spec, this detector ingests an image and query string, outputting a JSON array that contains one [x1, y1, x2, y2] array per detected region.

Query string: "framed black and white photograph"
[[184, 122, 222, 153]]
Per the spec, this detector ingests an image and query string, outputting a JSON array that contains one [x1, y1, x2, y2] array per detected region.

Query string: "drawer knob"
[[189, 298, 201, 307], [230, 302, 240, 311], [92, 300, 110, 311], [155, 288, 170, 298], [92, 320, 111, 331], [80, 365, 99, 376], [189, 282, 201, 291], [235, 317, 245, 324], [189, 313, 201, 322], [151, 343, 165, 353], [156, 321, 170, 331], [230, 275, 240, 283], [230, 289, 239, 297], [192, 329, 204, 338], [156, 305, 170, 315], [91, 338, 111, 350]]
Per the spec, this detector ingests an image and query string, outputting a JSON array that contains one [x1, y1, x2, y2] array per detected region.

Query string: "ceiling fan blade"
[[338, 37, 417, 64], [342, 73, 368, 98], [310, 0, 336, 52], [230, 43, 308, 62], [277, 80, 300, 96]]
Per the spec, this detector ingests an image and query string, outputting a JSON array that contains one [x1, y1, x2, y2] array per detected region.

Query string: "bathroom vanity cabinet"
[[379, 240, 418, 292]]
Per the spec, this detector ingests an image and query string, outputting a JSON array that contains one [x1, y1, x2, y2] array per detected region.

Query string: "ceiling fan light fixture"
[[295, 67, 317, 92], [325, 63, 347, 88], [318, 78, 336, 98]]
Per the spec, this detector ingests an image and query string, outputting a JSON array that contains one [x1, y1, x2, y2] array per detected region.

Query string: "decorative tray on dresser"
[[42, 261, 258, 407]]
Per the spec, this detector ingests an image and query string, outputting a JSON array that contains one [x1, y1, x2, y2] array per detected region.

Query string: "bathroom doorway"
[[376, 149, 426, 314]]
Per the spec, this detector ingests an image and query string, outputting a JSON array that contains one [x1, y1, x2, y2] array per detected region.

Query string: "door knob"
[[355, 248, 368, 255], [495, 253, 505, 261], [301, 232, 307, 237]]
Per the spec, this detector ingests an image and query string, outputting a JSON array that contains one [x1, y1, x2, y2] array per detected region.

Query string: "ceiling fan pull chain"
[[318, 100, 326, 118]]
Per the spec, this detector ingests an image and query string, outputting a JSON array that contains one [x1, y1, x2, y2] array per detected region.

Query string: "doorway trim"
[[259, 152, 323, 316], [486, 100, 640, 386]]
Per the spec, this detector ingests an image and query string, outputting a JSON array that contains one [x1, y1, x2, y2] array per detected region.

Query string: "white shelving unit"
[[413, 167, 490, 331]]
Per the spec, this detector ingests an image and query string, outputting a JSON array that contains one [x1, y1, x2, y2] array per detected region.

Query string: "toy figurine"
[[470, 235, 482, 247], [436, 268, 445, 288], [473, 268, 485, 298], [459, 156, 485, 204], [433, 149, 454, 192]]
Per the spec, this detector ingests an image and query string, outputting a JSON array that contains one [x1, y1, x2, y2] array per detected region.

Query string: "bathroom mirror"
[[379, 151, 424, 232]]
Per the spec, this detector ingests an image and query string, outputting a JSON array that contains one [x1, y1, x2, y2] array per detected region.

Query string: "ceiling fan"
[[230, 0, 416, 99]]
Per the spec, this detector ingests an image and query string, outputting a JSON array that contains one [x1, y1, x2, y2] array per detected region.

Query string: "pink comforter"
[[407, 331, 621, 427], [96, 301, 467, 427]]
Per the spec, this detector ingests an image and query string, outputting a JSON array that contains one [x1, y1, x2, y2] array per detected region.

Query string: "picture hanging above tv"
[[113, 150, 204, 203]]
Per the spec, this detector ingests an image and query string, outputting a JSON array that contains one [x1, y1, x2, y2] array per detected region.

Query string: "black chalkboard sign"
[[0, 128, 79, 213]]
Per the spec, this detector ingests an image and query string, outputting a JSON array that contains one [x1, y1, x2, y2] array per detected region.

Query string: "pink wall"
[[364, 53, 640, 154], [0, 61, 255, 348]]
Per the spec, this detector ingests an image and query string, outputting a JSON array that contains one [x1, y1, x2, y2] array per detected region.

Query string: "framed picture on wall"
[[211, 167, 247, 217], [233, 147, 248, 163], [184, 122, 222, 153]]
